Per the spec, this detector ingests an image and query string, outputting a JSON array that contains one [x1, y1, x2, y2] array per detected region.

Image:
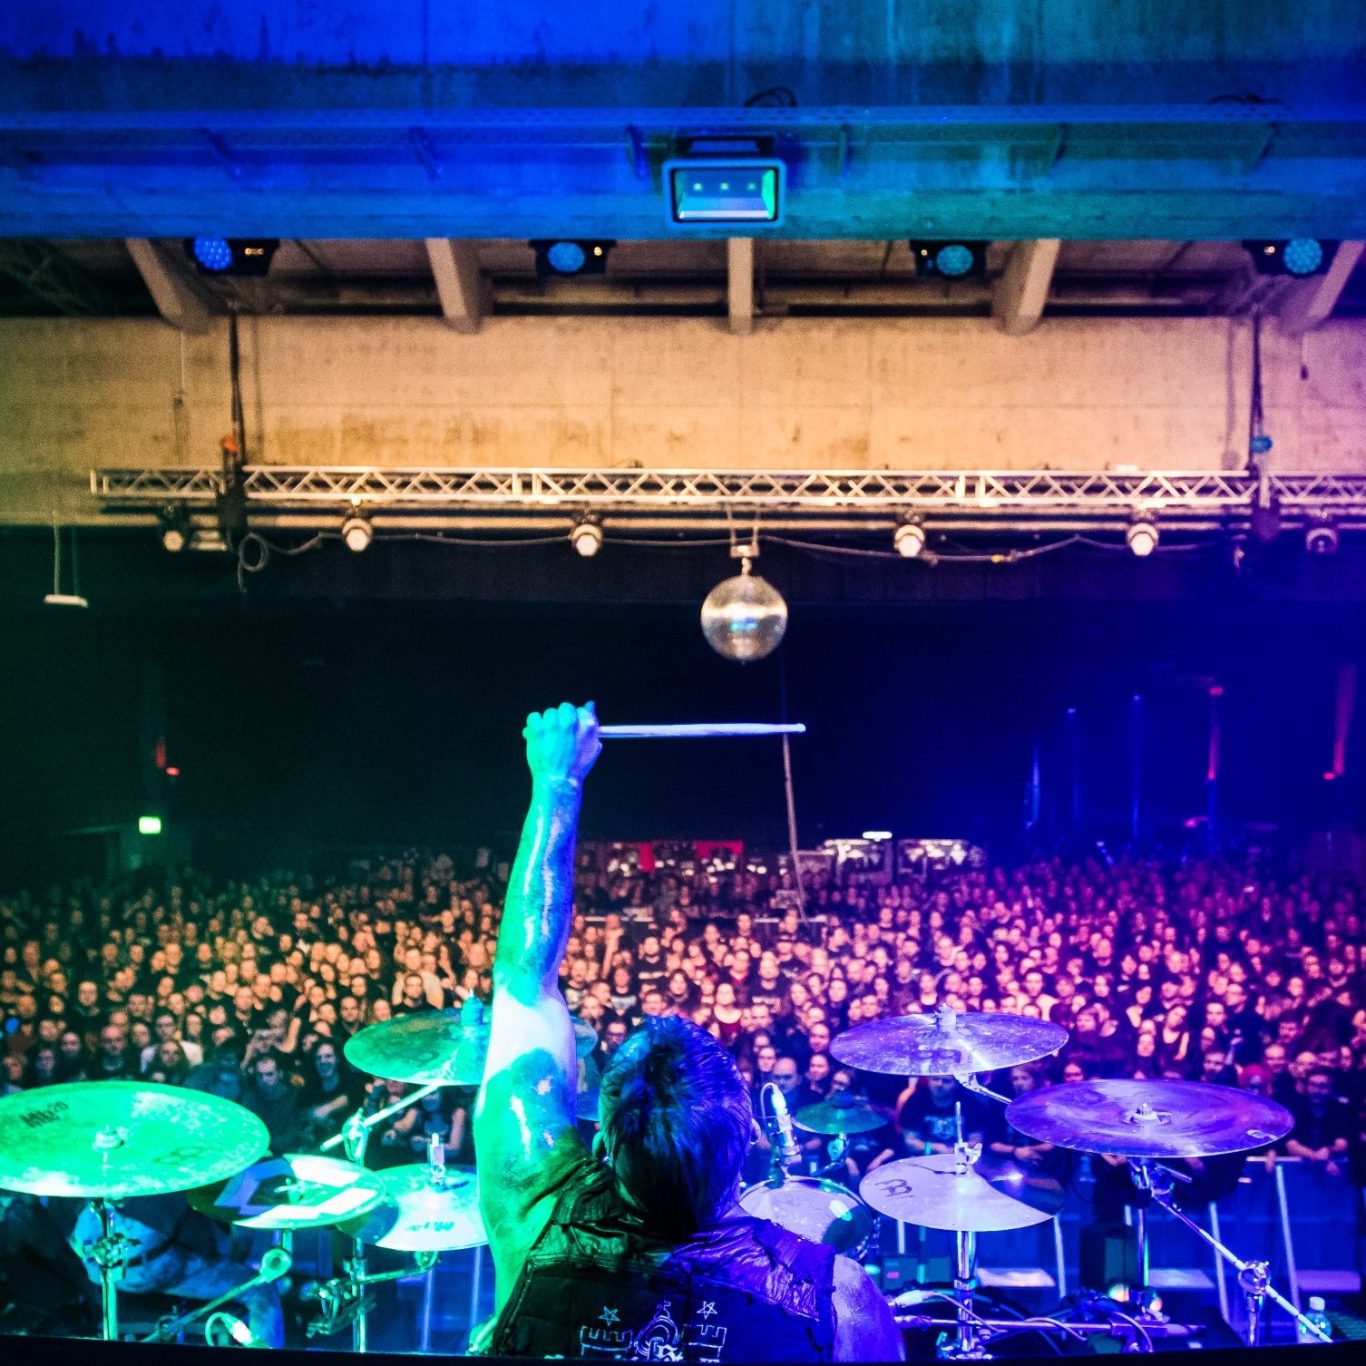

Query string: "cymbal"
[[0, 1081, 268, 1200], [1006, 1080, 1294, 1158], [190, 1153, 389, 1230], [344, 1010, 489, 1086], [792, 1096, 888, 1136], [338, 1164, 486, 1252], [860, 1154, 1065, 1232], [831, 1009, 1069, 1077]]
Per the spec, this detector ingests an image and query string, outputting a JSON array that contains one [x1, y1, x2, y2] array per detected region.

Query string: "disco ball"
[[700, 571, 788, 662]]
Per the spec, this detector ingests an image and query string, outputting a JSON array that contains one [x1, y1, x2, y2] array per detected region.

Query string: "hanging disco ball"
[[700, 569, 788, 662]]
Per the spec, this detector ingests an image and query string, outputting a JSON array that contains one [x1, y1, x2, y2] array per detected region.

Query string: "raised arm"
[[475, 702, 602, 1311]]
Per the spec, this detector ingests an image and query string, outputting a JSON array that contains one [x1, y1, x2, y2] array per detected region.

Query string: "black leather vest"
[[490, 1158, 837, 1361]]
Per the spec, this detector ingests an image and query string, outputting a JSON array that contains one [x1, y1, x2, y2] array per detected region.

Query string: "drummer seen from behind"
[[474, 702, 902, 1363]]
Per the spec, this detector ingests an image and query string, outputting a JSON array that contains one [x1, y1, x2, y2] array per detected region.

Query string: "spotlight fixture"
[[530, 240, 614, 277], [909, 241, 987, 279], [665, 162, 784, 225], [158, 504, 195, 553], [1243, 239, 1335, 278], [1126, 519, 1160, 558], [893, 521, 927, 559], [569, 519, 604, 557], [340, 515, 373, 553], [184, 237, 280, 277], [1305, 521, 1340, 556]]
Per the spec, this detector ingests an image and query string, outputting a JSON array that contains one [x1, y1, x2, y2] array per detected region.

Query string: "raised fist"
[[524, 701, 602, 788]]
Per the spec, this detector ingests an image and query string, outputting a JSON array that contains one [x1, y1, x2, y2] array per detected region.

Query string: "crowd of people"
[[1, 847, 1362, 1185]]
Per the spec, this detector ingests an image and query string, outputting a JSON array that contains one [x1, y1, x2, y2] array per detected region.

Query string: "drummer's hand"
[[524, 702, 601, 789]]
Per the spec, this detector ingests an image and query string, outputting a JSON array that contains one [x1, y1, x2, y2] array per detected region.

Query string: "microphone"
[[770, 1085, 800, 1168]]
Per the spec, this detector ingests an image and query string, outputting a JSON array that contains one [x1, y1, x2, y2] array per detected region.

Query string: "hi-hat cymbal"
[[860, 1154, 1065, 1232], [1006, 1080, 1293, 1158], [338, 1164, 486, 1252], [344, 1010, 489, 1086], [190, 1152, 389, 1230], [0, 1082, 268, 1200], [831, 1009, 1069, 1077], [792, 1096, 888, 1136]]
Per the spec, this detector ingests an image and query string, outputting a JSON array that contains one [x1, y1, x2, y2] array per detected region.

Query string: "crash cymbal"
[[344, 1009, 489, 1086], [0, 1082, 268, 1200], [1006, 1080, 1293, 1159], [189, 1153, 389, 1230], [792, 1096, 888, 1136], [338, 1164, 486, 1252], [830, 1008, 1068, 1077], [860, 1154, 1065, 1232]]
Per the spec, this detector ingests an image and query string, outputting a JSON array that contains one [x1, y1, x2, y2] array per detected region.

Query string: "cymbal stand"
[[940, 1105, 988, 1361], [307, 1239, 438, 1352], [90, 1197, 131, 1342], [321, 1079, 445, 1159], [1140, 1166, 1330, 1346], [954, 1074, 1011, 1107]]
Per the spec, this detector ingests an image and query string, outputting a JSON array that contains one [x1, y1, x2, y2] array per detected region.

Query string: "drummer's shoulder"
[[830, 1253, 903, 1362]]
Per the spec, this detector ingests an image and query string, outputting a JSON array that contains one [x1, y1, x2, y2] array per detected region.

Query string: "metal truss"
[[90, 466, 1366, 531]]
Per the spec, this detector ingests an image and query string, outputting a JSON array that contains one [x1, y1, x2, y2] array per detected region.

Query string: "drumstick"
[[598, 722, 806, 739]]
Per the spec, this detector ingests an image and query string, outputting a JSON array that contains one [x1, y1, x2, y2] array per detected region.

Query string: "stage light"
[[159, 504, 194, 553], [1306, 521, 1340, 556], [862, 831, 893, 841], [570, 519, 604, 557], [341, 515, 373, 553], [701, 556, 788, 662], [1126, 520, 1159, 558], [665, 160, 784, 225], [909, 241, 987, 279], [893, 522, 927, 558], [1243, 239, 1335, 278], [184, 238, 280, 277], [530, 240, 614, 277], [138, 815, 163, 837]]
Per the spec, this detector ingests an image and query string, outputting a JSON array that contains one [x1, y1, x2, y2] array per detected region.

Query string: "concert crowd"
[[1, 847, 1362, 1182]]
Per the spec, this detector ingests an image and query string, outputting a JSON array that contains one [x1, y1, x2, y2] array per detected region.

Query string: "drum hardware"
[[341, 1000, 490, 1089], [142, 1245, 293, 1344], [0, 1081, 270, 1342], [305, 1237, 439, 1350], [1130, 1160, 1329, 1346]]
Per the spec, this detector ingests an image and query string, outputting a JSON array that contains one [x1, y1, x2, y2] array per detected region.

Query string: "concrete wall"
[[2, 314, 1365, 525]]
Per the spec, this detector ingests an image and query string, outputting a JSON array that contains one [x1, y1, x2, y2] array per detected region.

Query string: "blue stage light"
[[1243, 239, 1334, 278], [184, 238, 279, 277], [909, 241, 987, 279], [530, 240, 614, 277], [1283, 238, 1325, 277], [191, 236, 233, 272]]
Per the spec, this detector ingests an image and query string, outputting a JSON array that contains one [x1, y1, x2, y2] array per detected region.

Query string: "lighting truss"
[[90, 466, 1366, 534]]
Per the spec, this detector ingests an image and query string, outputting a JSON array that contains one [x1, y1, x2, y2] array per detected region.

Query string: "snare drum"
[[738, 1176, 877, 1260]]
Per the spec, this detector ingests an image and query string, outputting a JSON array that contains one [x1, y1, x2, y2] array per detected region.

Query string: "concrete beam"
[[424, 238, 484, 335], [1276, 242, 1366, 337], [124, 239, 216, 334], [993, 239, 1061, 337], [727, 238, 754, 336]]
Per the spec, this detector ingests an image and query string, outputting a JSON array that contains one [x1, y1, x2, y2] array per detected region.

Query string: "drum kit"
[[796, 1005, 1322, 1359], [0, 1007, 494, 1350], [0, 1000, 1332, 1356]]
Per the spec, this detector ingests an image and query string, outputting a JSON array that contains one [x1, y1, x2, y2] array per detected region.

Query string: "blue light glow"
[[935, 244, 976, 277], [1283, 238, 1325, 276], [546, 241, 587, 274], [191, 236, 233, 272]]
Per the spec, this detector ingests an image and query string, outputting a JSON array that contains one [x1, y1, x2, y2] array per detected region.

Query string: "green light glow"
[[138, 815, 163, 836]]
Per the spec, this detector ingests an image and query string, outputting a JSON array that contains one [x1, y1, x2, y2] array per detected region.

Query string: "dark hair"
[[599, 1016, 752, 1237]]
